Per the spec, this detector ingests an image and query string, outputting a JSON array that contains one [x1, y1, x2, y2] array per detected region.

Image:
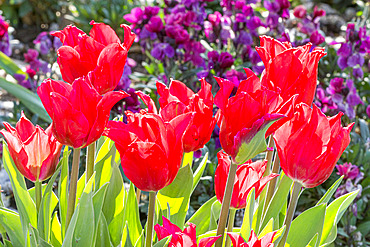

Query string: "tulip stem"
[[86, 142, 96, 184], [264, 153, 280, 212], [263, 136, 275, 176], [66, 148, 81, 229], [145, 191, 156, 247], [225, 208, 237, 247], [35, 180, 42, 213], [136, 188, 141, 204], [215, 161, 238, 247], [277, 181, 302, 247]]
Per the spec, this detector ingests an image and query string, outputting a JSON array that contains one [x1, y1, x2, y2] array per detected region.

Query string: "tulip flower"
[[214, 69, 295, 164], [0, 113, 62, 182], [52, 21, 135, 94], [156, 79, 216, 153], [256, 35, 326, 105], [227, 231, 276, 247], [154, 216, 221, 247], [103, 110, 192, 192], [37, 77, 128, 149], [215, 151, 278, 209], [274, 103, 353, 188]]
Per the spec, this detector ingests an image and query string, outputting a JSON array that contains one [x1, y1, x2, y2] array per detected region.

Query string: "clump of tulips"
[[0, 22, 358, 247]]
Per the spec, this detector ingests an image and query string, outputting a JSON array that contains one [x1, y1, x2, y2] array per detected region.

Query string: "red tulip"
[[0, 113, 63, 182], [256, 36, 326, 105], [103, 109, 192, 191], [227, 230, 276, 247], [274, 103, 354, 188], [37, 77, 128, 148], [154, 216, 221, 247], [52, 21, 135, 94], [214, 69, 295, 163], [156, 79, 216, 152], [215, 151, 278, 209]]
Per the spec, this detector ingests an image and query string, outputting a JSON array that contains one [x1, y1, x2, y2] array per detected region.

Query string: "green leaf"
[[306, 233, 318, 247], [208, 200, 221, 232], [0, 78, 51, 122], [260, 174, 292, 232], [134, 230, 144, 247], [95, 211, 112, 247], [0, 207, 24, 246], [316, 176, 344, 205], [192, 153, 208, 192], [50, 212, 62, 247], [240, 188, 255, 240], [286, 204, 326, 247], [2, 142, 37, 240], [259, 218, 274, 239], [94, 138, 116, 191], [75, 172, 86, 208], [187, 196, 217, 236], [58, 147, 70, 240], [0, 51, 28, 78], [153, 236, 171, 247], [121, 222, 134, 247], [92, 183, 109, 244], [29, 226, 52, 247], [158, 165, 193, 228], [122, 183, 142, 247], [182, 151, 193, 167], [62, 206, 79, 247], [319, 190, 359, 246]]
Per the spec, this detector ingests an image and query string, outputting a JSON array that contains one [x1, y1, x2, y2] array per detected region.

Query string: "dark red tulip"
[[215, 151, 278, 209], [274, 103, 354, 188], [52, 21, 135, 94], [0, 113, 63, 182], [256, 36, 326, 105], [103, 109, 192, 191], [37, 77, 128, 148], [154, 216, 221, 247], [227, 230, 276, 247], [156, 79, 216, 152]]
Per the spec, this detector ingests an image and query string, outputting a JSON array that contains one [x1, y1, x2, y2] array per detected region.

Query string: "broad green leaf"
[[0, 207, 24, 246], [252, 192, 265, 234], [272, 225, 285, 245], [319, 190, 359, 246], [187, 196, 218, 236], [92, 183, 109, 244], [94, 138, 116, 190], [134, 230, 144, 247], [316, 176, 344, 205], [29, 226, 52, 247], [95, 213, 112, 247], [102, 164, 125, 246], [121, 222, 134, 247], [240, 189, 255, 240], [58, 147, 70, 240], [260, 174, 292, 231], [158, 165, 193, 228], [50, 212, 62, 247], [122, 183, 142, 247], [62, 206, 79, 247], [286, 204, 326, 247], [209, 200, 221, 232], [3, 240, 13, 247], [182, 151, 193, 167], [153, 236, 171, 247], [2, 143, 37, 240], [75, 172, 86, 208], [0, 78, 51, 122], [259, 218, 274, 239], [0, 51, 28, 78], [38, 164, 62, 242], [192, 153, 208, 192], [306, 233, 318, 247]]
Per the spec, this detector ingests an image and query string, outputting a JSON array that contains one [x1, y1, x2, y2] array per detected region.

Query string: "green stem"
[[263, 136, 275, 176], [136, 188, 141, 204], [225, 208, 237, 247], [145, 191, 156, 247], [277, 182, 302, 247], [35, 180, 42, 213], [215, 161, 238, 247], [66, 148, 81, 229], [264, 153, 280, 211], [86, 142, 96, 184]]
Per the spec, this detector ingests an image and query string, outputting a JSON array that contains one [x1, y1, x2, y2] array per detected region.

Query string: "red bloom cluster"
[[227, 231, 276, 247]]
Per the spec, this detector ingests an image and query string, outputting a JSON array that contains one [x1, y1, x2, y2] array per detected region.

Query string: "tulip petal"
[[198, 78, 213, 105], [121, 24, 136, 48], [15, 112, 36, 142], [89, 20, 121, 45], [227, 233, 246, 246], [198, 236, 222, 247], [169, 80, 195, 105], [160, 101, 188, 122], [56, 46, 90, 83], [214, 77, 234, 111], [136, 91, 158, 114], [51, 25, 85, 46]]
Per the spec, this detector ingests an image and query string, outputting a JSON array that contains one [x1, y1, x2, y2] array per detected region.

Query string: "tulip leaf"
[[29, 226, 52, 247], [50, 212, 62, 247], [240, 189, 255, 240], [0, 207, 24, 247], [0, 51, 28, 78], [3, 240, 13, 247], [0, 77, 51, 122], [192, 152, 208, 193], [316, 176, 344, 205], [272, 225, 285, 245], [260, 173, 292, 232], [259, 218, 274, 239], [121, 222, 134, 247], [62, 206, 79, 247], [286, 204, 326, 247], [37, 164, 62, 242], [158, 165, 193, 228], [134, 230, 144, 247], [102, 164, 125, 246], [209, 200, 221, 232], [153, 236, 171, 247], [2, 143, 37, 240], [122, 183, 142, 247], [306, 233, 318, 247], [319, 190, 359, 246], [94, 138, 116, 190], [95, 213, 112, 247], [182, 151, 193, 167], [92, 183, 109, 244], [187, 196, 218, 236], [75, 172, 86, 208], [58, 147, 70, 240]]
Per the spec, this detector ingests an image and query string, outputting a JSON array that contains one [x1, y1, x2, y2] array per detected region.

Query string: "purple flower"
[[266, 13, 279, 28], [165, 25, 190, 44], [33, 32, 52, 55], [347, 53, 365, 67], [237, 31, 253, 45], [0, 16, 11, 56], [293, 5, 307, 19], [151, 43, 175, 60], [336, 163, 360, 180], [124, 7, 144, 26], [246, 16, 263, 30], [219, 52, 234, 69], [208, 11, 222, 26], [337, 43, 352, 57], [310, 30, 325, 45], [145, 16, 164, 33], [24, 49, 39, 62], [366, 105, 370, 118], [327, 77, 344, 95], [346, 79, 363, 107], [353, 67, 363, 79], [337, 56, 348, 70]]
